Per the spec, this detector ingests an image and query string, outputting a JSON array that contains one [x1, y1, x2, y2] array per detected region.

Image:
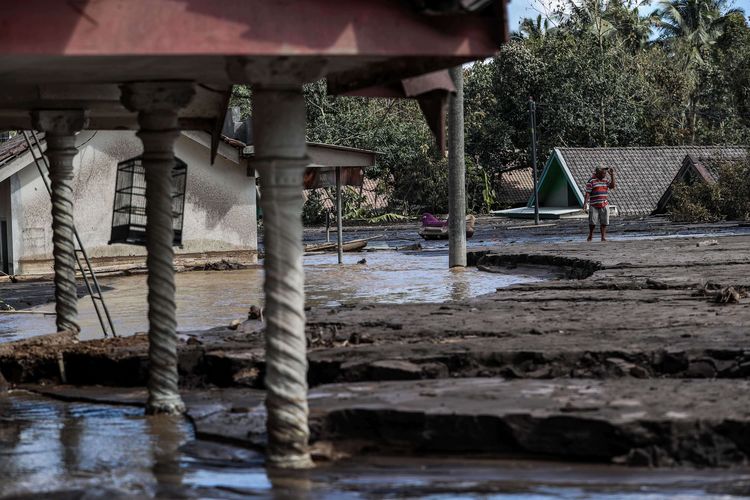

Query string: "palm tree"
[[607, 1, 660, 51], [568, 0, 620, 49], [513, 15, 551, 41], [656, 0, 743, 142], [657, 0, 740, 59]]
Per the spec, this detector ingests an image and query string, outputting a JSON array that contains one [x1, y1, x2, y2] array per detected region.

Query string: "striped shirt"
[[585, 178, 611, 208]]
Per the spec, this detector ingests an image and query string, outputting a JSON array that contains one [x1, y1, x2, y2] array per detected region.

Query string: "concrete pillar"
[[32, 110, 89, 333], [448, 66, 467, 268], [252, 85, 313, 469], [120, 82, 195, 415]]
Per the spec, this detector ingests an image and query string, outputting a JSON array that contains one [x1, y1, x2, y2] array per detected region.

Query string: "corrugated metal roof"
[[557, 146, 749, 216]]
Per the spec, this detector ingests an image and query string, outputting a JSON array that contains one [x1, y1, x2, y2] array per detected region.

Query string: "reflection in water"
[[449, 267, 472, 302], [148, 415, 187, 498], [267, 468, 314, 500], [1, 251, 544, 341], [1, 391, 748, 499], [0, 392, 156, 497]]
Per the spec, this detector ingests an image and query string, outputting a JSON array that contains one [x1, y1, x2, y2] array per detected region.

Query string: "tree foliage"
[[234, 0, 750, 219], [462, 0, 749, 186]]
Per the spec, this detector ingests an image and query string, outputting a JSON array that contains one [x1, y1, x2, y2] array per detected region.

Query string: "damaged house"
[[0, 131, 258, 276], [0, 111, 379, 276], [655, 153, 750, 213], [495, 146, 749, 219]]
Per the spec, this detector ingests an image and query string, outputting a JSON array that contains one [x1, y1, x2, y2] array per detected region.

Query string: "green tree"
[[656, 0, 743, 142], [605, 1, 660, 51], [514, 15, 553, 41]]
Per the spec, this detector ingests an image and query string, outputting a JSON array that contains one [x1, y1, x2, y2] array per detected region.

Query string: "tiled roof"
[[0, 134, 29, 168], [497, 167, 533, 206], [557, 146, 749, 216]]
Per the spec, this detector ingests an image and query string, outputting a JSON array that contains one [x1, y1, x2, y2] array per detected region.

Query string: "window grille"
[[109, 156, 187, 246]]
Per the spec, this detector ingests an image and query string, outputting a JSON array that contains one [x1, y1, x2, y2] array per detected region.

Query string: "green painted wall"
[[528, 155, 581, 208]]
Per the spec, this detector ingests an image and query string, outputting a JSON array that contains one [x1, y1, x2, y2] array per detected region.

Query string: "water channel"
[[0, 250, 546, 342]]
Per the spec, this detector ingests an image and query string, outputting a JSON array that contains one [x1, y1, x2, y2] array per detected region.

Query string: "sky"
[[506, 0, 750, 33]]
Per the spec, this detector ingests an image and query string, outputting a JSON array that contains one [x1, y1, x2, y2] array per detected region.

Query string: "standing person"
[[583, 166, 615, 242]]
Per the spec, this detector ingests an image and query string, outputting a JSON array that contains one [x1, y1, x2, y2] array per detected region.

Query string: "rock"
[[697, 239, 719, 247], [310, 378, 750, 466], [238, 319, 264, 335], [248, 305, 263, 320], [347, 332, 373, 345], [399, 242, 422, 251], [606, 357, 638, 377], [715, 286, 745, 304], [686, 360, 716, 378], [629, 365, 649, 378], [367, 360, 424, 380], [656, 351, 689, 374], [193, 259, 246, 271], [645, 278, 669, 290], [357, 258, 367, 265], [621, 448, 653, 466], [232, 367, 261, 386]]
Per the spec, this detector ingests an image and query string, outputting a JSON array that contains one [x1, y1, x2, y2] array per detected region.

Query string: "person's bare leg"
[[587, 225, 595, 242], [601, 224, 608, 241]]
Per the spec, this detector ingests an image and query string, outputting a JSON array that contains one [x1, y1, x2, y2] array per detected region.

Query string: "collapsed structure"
[[0, 0, 505, 468]]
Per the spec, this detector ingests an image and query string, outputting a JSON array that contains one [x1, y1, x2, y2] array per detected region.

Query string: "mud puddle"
[[0, 251, 545, 342], [1, 391, 748, 499]]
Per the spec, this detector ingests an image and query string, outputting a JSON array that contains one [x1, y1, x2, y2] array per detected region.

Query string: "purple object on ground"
[[421, 213, 448, 228]]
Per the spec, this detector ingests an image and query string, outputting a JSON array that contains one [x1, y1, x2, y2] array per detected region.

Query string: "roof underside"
[[0, 0, 503, 133], [557, 146, 749, 216]]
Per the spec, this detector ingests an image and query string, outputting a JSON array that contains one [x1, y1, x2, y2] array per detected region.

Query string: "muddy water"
[[0, 251, 544, 342], [1, 391, 748, 499]]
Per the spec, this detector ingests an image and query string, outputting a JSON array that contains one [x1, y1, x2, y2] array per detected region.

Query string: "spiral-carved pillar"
[[121, 82, 195, 415], [32, 110, 89, 334], [252, 86, 313, 469]]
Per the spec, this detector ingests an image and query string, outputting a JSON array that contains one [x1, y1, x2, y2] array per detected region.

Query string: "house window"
[[109, 156, 187, 246]]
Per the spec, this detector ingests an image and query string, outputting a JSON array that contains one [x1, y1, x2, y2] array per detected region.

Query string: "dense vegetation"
[[669, 160, 750, 221], [234, 0, 750, 221]]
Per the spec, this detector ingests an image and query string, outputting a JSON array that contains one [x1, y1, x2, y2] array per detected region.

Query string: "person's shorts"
[[588, 205, 610, 226]]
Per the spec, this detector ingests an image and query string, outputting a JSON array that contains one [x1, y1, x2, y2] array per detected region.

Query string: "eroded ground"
[[3, 219, 750, 497]]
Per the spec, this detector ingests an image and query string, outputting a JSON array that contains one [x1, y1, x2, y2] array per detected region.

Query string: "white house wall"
[[12, 131, 257, 275], [176, 133, 257, 253]]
